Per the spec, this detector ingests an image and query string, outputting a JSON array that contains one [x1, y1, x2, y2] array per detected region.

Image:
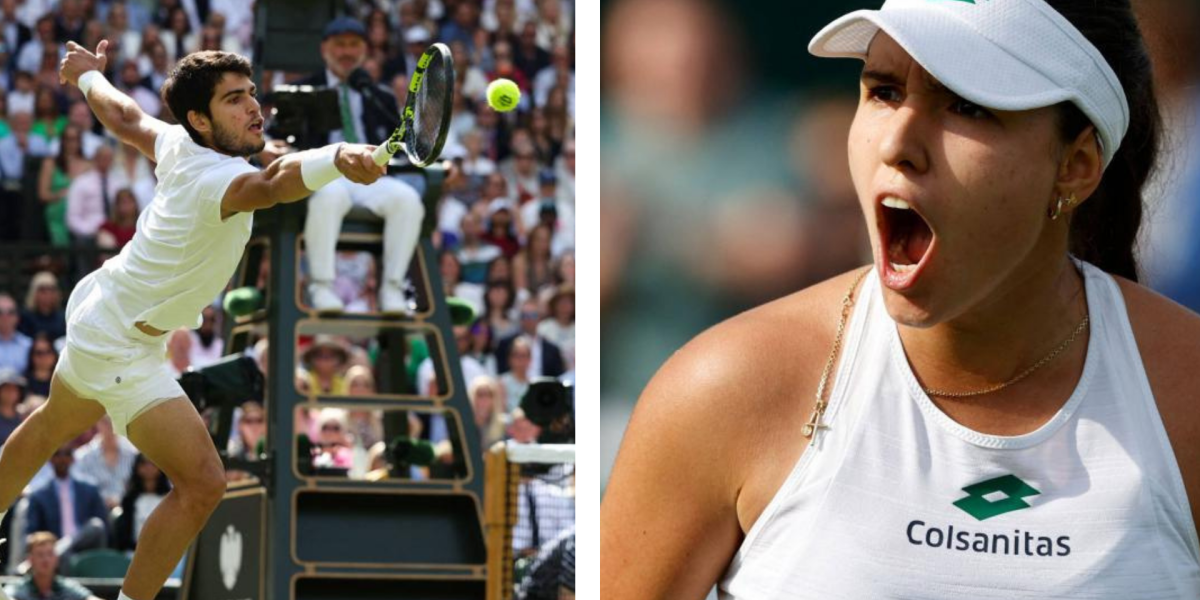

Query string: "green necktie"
[[339, 83, 358, 143]]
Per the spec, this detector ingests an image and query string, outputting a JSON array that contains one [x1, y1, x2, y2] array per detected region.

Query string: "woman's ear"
[[1055, 125, 1104, 205]]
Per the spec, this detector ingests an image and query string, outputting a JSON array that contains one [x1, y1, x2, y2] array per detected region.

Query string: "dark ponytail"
[[1047, 0, 1161, 283]]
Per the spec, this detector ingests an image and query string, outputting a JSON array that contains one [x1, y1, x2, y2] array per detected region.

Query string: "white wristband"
[[300, 143, 343, 191], [77, 70, 104, 97]]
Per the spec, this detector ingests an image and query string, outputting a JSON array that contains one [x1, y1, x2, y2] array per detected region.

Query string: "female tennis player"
[[602, 0, 1200, 598], [0, 42, 384, 600]]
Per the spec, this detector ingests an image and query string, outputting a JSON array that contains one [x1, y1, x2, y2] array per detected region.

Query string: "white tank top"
[[719, 260, 1200, 599]]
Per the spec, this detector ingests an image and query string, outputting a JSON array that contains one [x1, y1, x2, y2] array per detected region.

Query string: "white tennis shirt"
[[98, 125, 258, 331], [719, 260, 1200, 598]]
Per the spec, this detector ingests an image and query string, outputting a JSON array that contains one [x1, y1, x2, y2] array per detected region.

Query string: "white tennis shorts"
[[56, 271, 185, 437]]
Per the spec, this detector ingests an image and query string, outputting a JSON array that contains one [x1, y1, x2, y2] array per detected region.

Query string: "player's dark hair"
[[161, 51, 253, 146], [1047, 0, 1160, 283]]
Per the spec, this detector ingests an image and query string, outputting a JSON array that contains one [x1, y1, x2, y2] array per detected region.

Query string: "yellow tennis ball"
[[487, 78, 520, 112]]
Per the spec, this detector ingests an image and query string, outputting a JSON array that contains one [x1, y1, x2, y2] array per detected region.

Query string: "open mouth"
[[878, 196, 935, 288], [249, 120, 263, 133]]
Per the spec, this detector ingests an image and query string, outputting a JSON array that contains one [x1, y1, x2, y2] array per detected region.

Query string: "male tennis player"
[[0, 41, 384, 600]]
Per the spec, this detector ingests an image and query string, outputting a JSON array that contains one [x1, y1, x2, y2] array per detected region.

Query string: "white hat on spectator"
[[405, 26, 431, 45], [488, 198, 516, 218], [442, 141, 467, 161]]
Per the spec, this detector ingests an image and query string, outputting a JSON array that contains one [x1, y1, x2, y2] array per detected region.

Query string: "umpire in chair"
[[293, 17, 424, 315]]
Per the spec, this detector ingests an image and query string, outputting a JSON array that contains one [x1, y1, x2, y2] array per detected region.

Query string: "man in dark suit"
[[292, 17, 426, 316], [25, 445, 109, 548], [497, 298, 565, 377]]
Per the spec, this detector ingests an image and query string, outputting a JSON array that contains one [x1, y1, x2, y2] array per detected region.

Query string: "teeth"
[[882, 197, 911, 210], [890, 262, 917, 273]]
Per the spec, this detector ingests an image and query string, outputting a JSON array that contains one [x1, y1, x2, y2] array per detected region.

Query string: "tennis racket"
[[371, 42, 456, 168]]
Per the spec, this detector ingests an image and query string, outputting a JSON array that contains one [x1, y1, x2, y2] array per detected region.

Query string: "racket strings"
[[408, 51, 452, 163]]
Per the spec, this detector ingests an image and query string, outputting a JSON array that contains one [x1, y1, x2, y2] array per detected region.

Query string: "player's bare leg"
[[121, 397, 226, 600], [0, 374, 106, 511]]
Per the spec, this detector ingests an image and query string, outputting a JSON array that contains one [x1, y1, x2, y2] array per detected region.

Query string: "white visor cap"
[[809, 0, 1129, 168]]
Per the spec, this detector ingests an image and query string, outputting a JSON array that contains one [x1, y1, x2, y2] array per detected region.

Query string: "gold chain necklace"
[[802, 267, 1089, 444], [923, 313, 1089, 398]]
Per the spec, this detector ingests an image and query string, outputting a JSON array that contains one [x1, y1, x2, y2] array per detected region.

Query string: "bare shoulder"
[[1112, 277, 1200, 409], [1112, 277, 1200, 521], [601, 267, 870, 600], [640, 266, 870, 454]]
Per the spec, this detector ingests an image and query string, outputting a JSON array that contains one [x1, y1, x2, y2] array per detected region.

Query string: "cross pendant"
[[802, 401, 829, 446]]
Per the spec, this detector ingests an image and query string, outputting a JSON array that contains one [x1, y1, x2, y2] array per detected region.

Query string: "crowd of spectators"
[[0, 0, 576, 589]]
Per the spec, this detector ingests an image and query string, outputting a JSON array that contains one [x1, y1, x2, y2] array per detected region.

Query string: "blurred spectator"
[[534, 0, 570, 52], [18, 271, 65, 342], [116, 59, 160, 117], [3, 531, 102, 600], [28, 85, 63, 157], [0, 0, 32, 63], [227, 401, 264, 461], [533, 44, 571, 110], [107, 1, 141, 63], [499, 334, 532, 413], [483, 202, 521, 258], [400, 25, 431, 77], [26, 444, 109, 543], [462, 128, 497, 179], [53, 0, 85, 44], [439, 250, 484, 317], [450, 39, 488, 106], [501, 139, 539, 205], [554, 138, 573, 206], [0, 292, 32, 373], [144, 40, 170, 91], [38, 123, 90, 247], [313, 408, 353, 469], [521, 170, 573, 254], [513, 22, 549, 84], [23, 332, 56, 398], [187, 305, 223, 369], [9, 69, 33, 114], [496, 298, 563, 377], [66, 143, 119, 243], [0, 367, 25, 445], [300, 335, 351, 395], [456, 211, 502, 284], [159, 6, 196, 63], [16, 15, 56, 75], [63, 100, 104, 159], [112, 453, 170, 553], [514, 223, 554, 296], [112, 142, 156, 210], [440, 2, 478, 51], [96, 188, 140, 252], [469, 374, 506, 449], [417, 324, 492, 397], [537, 284, 572, 359], [71, 415, 137, 510], [484, 278, 519, 340]]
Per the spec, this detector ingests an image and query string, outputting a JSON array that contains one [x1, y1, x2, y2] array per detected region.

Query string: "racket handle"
[[372, 143, 393, 166]]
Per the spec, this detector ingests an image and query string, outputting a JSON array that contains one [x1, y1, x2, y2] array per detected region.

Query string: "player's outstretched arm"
[[218, 143, 385, 215], [59, 40, 166, 160]]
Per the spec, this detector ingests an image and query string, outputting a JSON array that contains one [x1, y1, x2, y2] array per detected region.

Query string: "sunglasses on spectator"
[[242, 416, 264, 424], [520, 311, 540, 319], [322, 424, 342, 432]]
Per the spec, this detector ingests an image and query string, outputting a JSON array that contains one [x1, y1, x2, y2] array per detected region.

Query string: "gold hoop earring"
[[1049, 192, 1076, 221]]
